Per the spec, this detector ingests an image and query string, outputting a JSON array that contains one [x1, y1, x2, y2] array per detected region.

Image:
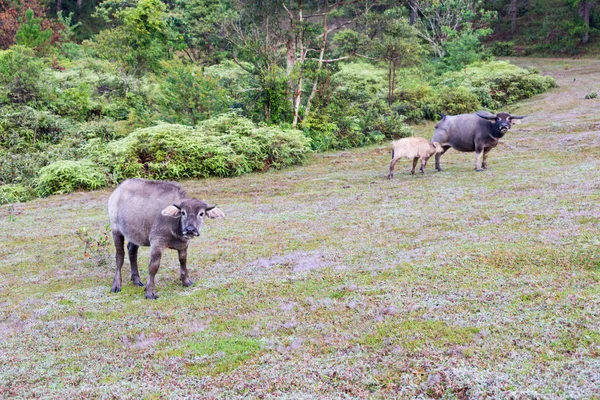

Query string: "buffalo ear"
[[161, 204, 182, 218], [206, 206, 225, 219], [476, 111, 497, 121]]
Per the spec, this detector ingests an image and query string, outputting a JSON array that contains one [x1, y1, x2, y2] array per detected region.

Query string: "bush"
[[393, 84, 439, 123], [361, 100, 412, 140], [51, 83, 102, 121], [0, 46, 51, 106], [439, 61, 556, 109], [584, 92, 598, 99], [157, 60, 229, 126], [77, 119, 121, 141], [489, 41, 516, 56], [0, 140, 83, 187], [300, 115, 340, 151], [438, 87, 482, 115], [302, 62, 410, 150], [102, 113, 311, 181], [0, 184, 34, 205], [35, 160, 107, 197], [0, 106, 73, 151]]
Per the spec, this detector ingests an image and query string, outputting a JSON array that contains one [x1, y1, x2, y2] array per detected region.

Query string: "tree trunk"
[[580, 0, 593, 44], [391, 60, 397, 104], [509, 0, 517, 34], [291, 1, 304, 129], [57, 0, 62, 14], [388, 60, 393, 105], [77, 0, 82, 8], [305, 13, 329, 118], [409, 0, 417, 25], [286, 37, 296, 111]]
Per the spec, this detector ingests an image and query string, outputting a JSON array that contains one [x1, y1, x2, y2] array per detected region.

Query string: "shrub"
[[393, 84, 439, 123], [77, 119, 121, 142], [303, 62, 409, 150], [0, 184, 34, 205], [35, 160, 107, 197], [489, 41, 516, 56], [157, 60, 229, 126], [14, 9, 53, 54], [300, 115, 339, 151], [0, 46, 51, 106], [361, 100, 412, 140], [442, 26, 492, 71], [0, 140, 83, 187], [0, 106, 73, 151], [438, 87, 481, 115], [440, 61, 556, 109], [0, 151, 46, 186], [331, 62, 387, 103], [103, 113, 311, 181], [584, 92, 598, 99], [51, 83, 101, 121]]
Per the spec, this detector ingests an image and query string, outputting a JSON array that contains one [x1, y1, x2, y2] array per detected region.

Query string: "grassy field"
[[1, 58, 599, 399]]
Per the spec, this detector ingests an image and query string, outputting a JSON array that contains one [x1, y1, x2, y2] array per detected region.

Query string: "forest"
[[2, 0, 595, 203]]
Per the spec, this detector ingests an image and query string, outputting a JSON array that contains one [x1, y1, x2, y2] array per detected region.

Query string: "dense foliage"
[[93, 114, 311, 182], [0, 0, 568, 204]]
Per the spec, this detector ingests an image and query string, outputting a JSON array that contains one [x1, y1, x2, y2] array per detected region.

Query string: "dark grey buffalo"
[[432, 111, 527, 172], [108, 178, 224, 299]]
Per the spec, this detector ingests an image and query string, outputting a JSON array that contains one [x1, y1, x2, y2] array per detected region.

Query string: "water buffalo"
[[108, 178, 224, 299], [388, 137, 443, 179], [432, 111, 527, 172]]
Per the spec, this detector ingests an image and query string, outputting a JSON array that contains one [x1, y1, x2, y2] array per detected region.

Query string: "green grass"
[[1, 58, 600, 398], [359, 319, 481, 352]]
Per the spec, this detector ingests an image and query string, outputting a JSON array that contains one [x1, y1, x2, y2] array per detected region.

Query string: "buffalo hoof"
[[111, 286, 121, 293], [387, 174, 393, 179], [476, 168, 484, 172], [182, 279, 195, 287], [436, 168, 442, 172], [145, 292, 159, 300], [131, 278, 145, 287]]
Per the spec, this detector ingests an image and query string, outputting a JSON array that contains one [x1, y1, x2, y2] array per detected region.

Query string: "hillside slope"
[[0, 58, 599, 398]]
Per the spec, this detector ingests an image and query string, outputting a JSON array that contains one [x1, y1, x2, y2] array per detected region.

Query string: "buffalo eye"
[[182, 210, 187, 217], [199, 211, 205, 217]]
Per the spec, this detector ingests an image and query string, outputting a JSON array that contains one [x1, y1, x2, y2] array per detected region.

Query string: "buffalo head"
[[476, 111, 527, 135], [161, 199, 223, 238]]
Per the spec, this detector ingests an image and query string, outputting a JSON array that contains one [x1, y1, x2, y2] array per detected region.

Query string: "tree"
[[0, 0, 63, 50], [168, 0, 236, 63], [409, 0, 495, 58], [158, 60, 228, 125], [221, 0, 377, 127], [577, 0, 597, 43], [91, 0, 177, 93], [14, 9, 53, 53], [365, 8, 426, 104]]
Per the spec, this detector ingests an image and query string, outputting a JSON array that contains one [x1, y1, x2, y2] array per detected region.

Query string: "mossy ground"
[[1, 58, 599, 398]]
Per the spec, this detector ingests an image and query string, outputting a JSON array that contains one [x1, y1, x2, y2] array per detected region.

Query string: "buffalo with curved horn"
[[432, 111, 527, 172]]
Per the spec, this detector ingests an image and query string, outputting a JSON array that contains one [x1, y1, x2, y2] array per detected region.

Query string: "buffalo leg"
[[482, 148, 492, 169], [178, 247, 194, 287], [127, 242, 144, 287], [111, 231, 125, 293], [388, 157, 399, 179], [435, 146, 451, 171], [411, 157, 418, 175], [475, 146, 485, 171], [145, 249, 162, 300], [420, 156, 428, 173]]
